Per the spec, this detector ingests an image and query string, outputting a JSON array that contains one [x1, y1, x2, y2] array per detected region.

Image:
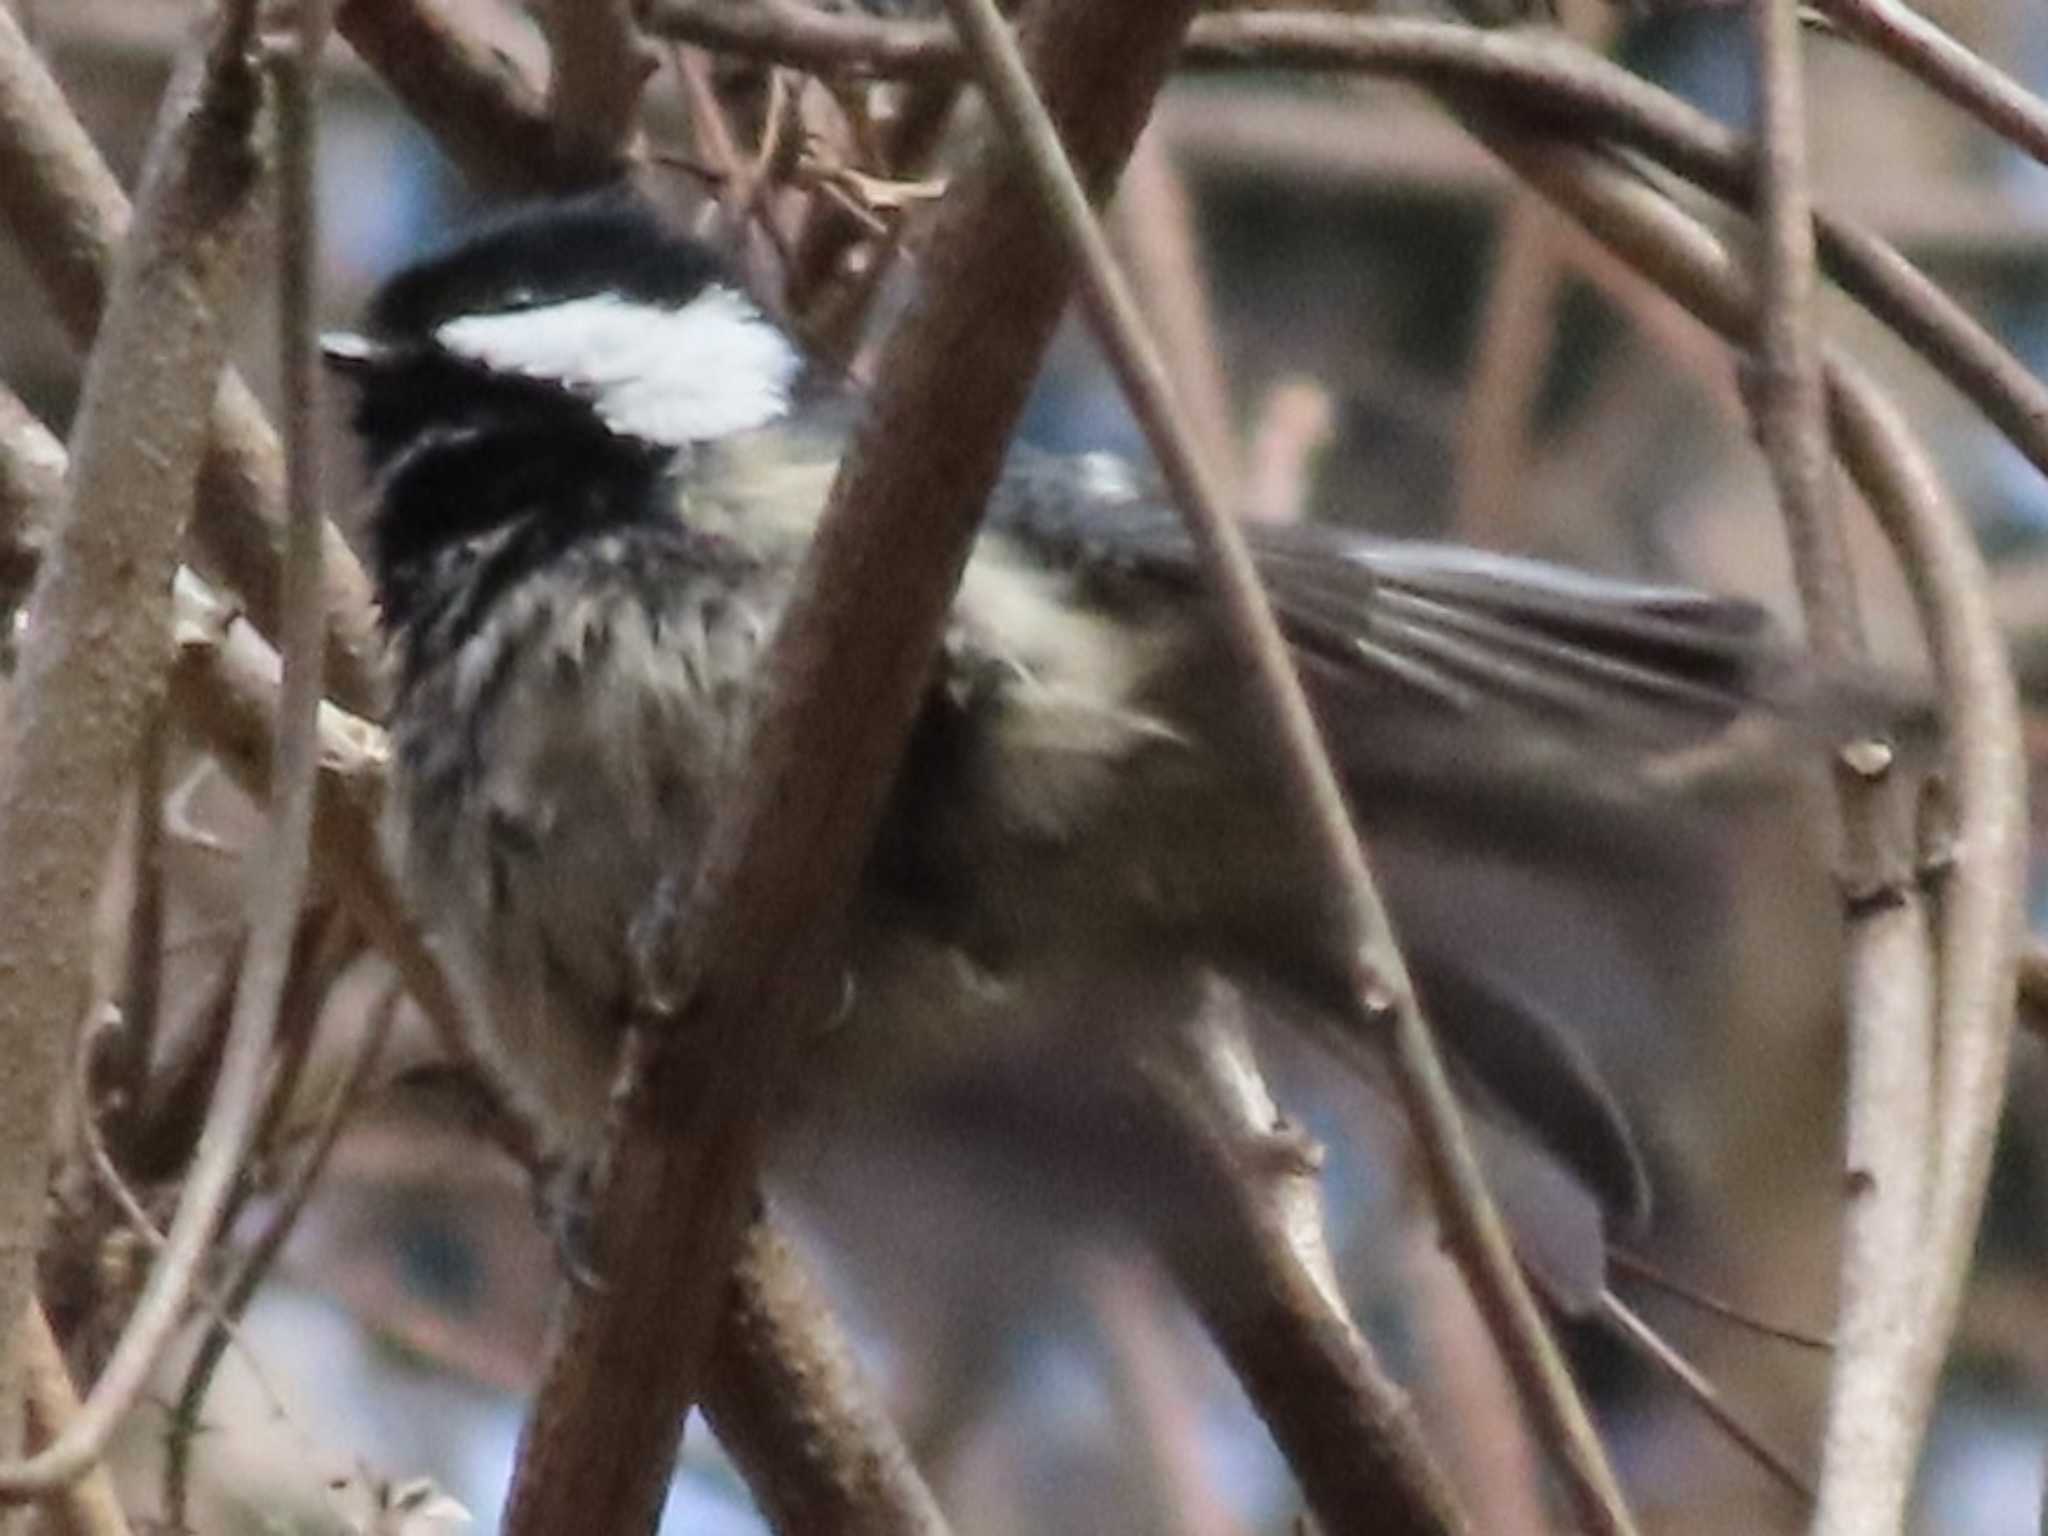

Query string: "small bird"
[[327, 192, 1825, 1303]]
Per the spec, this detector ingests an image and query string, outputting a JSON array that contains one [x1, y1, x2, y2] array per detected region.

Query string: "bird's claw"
[[533, 1152, 608, 1294]]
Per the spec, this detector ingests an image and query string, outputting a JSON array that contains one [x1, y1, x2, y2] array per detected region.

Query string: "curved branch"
[[1455, 124, 2024, 1536], [1810, 0, 2048, 171]]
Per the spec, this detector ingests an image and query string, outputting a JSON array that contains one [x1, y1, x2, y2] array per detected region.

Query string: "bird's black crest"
[[366, 189, 735, 343]]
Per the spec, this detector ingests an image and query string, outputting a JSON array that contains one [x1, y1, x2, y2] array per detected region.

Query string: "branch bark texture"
[[703, 1218, 952, 1536]]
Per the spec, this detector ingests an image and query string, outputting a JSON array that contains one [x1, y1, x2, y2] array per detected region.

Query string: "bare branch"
[[1448, 126, 2024, 1536], [158, 6, 336, 1520], [641, 0, 960, 80], [1826, 361, 2026, 1480], [1453, 194, 1566, 545], [1750, 0, 1858, 654], [1147, 1012, 1470, 1536], [334, 0, 631, 193], [0, 5, 270, 1493], [500, 2, 1201, 1530], [703, 1217, 952, 1536], [638, 8, 2048, 489], [0, 8, 382, 716], [1810, 0, 2048, 171], [1242, 376, 1333, 527], [1743, 10, 1933, 1529], [938, 2, 1632, 1529], [162, 982, 395, 1532]]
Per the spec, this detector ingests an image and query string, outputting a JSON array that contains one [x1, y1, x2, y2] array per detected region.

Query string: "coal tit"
[[327, 193, 1813, 1293]]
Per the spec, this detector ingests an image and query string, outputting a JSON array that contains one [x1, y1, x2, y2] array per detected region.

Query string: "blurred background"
[[10, 0, 2048, 1532]]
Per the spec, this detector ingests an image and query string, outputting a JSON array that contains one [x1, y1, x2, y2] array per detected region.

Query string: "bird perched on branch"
[[327, 191, 1855, 1307]]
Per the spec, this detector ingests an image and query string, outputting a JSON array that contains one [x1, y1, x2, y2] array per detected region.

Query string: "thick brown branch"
[[537, 0, 654, 166], [499, 1, 1201, 1531]]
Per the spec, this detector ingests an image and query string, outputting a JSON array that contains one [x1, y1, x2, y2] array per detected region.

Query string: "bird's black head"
[[327, 191, 804, 631], [326, 190, 803, 469]]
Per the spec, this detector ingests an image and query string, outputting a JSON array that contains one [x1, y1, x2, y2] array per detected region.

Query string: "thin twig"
[[1596, 1291, 1812, 1504], [938, 3, 1635, 1531], [1453, 194, 1566, 546], [1401, 1235, 1547, 1536], [637, 7, 2048, 488], [670, 43, 791, 303], [152, 17, 335, 1516], [67, 1023, 308, 1467], [1242, 376, 1334, 526], [499, 4, 1202, 1532], [162, 981, 396, 1531], [1082, 1253, 1251, 1536], [0, 5, 271, 1494], [1750, 0, 1858, 655], [1606, 1251, 1833, 1353]]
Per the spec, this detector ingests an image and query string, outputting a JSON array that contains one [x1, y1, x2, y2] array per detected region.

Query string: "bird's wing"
[[983, 448, 1794, 753]]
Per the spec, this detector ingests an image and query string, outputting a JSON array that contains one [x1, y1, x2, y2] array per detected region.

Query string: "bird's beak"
[[319, 331, 394, 374]]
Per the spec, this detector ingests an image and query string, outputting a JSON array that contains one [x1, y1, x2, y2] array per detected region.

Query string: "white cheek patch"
[[433, 286, 800, 447]]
